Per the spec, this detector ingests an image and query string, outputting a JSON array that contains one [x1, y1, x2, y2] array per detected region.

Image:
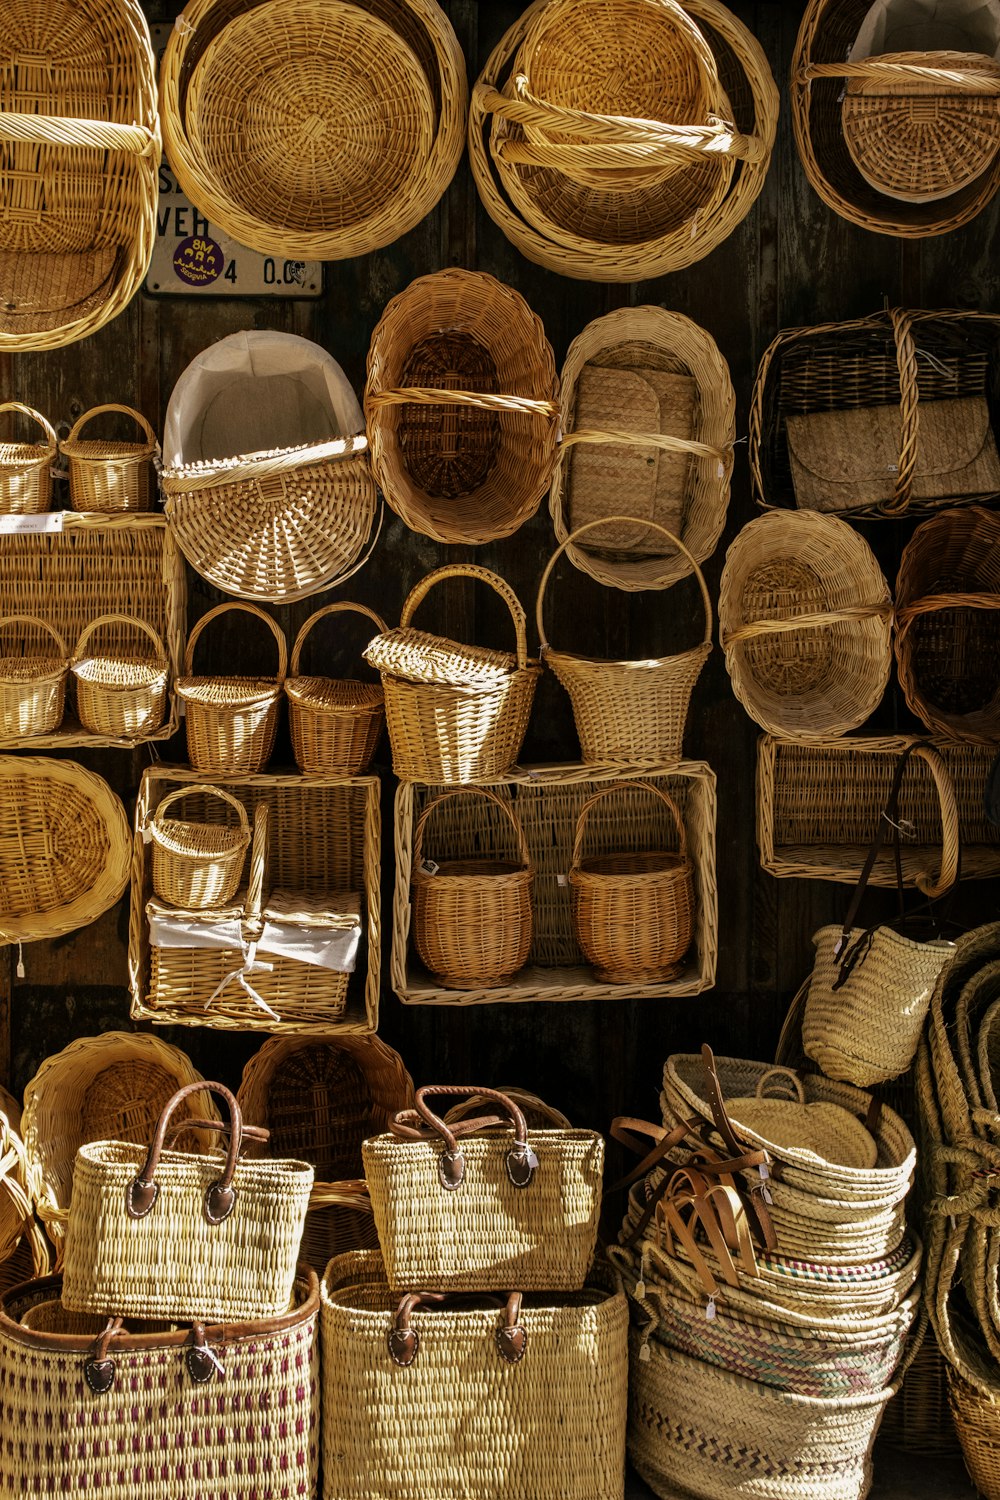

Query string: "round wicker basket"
[[176, 602, 287, 776], [147, 784, 251, 910], [285, 603, 386, 776], [0, 404, 56, 514], [0, 616, 68, 738], [61, 404, 159, 513], [71, 613, 169, 740]]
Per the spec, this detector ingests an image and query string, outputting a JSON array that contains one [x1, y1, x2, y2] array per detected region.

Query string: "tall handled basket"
[[71, 614, 169, 739], [0, 615, 68, 737], [176, 602, 287, 775], [285, 602, 386, 775], [147, 784, 251, 910], [0, 403, 56, 513], [61, 404, 159, 513]]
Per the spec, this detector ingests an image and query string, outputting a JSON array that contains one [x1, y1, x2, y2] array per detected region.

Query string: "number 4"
[[224, 260, 237, 284]]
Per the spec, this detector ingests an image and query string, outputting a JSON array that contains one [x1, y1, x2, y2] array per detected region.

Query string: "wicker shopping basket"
[[365, 268, 558, 544], [364, 564, 541, 783], [0, 403, 56, 513], [176, 601, 287, 775], [147, 784, 251, 910], [71, 613, 169, 740], [285, 602, 386, 776], [61, 404, 159, 513], [0, 615, 68, 738]]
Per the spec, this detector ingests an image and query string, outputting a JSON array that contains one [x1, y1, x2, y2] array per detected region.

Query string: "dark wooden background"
[[4, 0, 1000, 1148]]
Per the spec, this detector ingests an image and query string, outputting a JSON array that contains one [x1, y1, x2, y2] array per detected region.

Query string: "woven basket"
[[537, 518, 712, 764], [71, 612, 169, 740], [751, 306, 1000, 518], [548, 306, 736, 589], [0, 756, 130, 947], [286, 602, 386, 776], [950, 1368, 1000, 1496], [365, 268, 558, 544], [161, 0, 467, 261], [0, 0, 159, 352], [792, 2, 1000, 238], [0, 615, 68, 738], [0, 1107, 50, 1281], [411, 786, 534, 989], [719, 510, 892, 738], [469, 0, 778, 282], [177, 601, 287, 776], [148, 784, 250, 910], [881, 1325, 959, 1455], [0, 403, 56, 513], [569, 780, 694, 984], [364, 564, 541, 783], [61, 404, 158, 513], [895, 506, 1000, 742]]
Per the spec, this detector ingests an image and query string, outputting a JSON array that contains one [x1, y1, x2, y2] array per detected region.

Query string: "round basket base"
[[592, 959, 685, 986]]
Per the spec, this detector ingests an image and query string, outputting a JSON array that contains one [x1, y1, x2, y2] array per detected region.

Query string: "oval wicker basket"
[[61, 404, 158, 514], [411, 787, 534, 989], [285, 603, 386, 776], [365, 268, 558, 544], [363, 564, 541, 783], [71, 613, 169, 740], [537, 517, 712, 765], [719, 510, 893, 738], [0, 615, 68, 738], [549, 305, 735, 589], [895, 506, 1000, 742], [147, 784, 251, 911], [176, 602, 287, 776], [161, 0, 467, 260], [569, 780, 694, 984], [0, 404, 56, 514]]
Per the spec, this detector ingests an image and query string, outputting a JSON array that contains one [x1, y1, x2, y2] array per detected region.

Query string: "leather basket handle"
[[126, 1081, 244, 1226], [83, 1317, 125, 1395], [387, 1289, 526, 1368], [390, 1085, 537, 1192]]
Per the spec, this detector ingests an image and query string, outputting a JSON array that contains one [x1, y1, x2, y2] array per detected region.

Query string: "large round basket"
[[365, 268, 558, 544], [147, 784, 251, 910], [537, 518, 712, 765], [71, 613, 169, 740], [549, 306, 735, 589], [0, 404, 56, 514], [719, 510, 892, 738], [411, 786, 534, 990], [285, 602, 386, 776], [0, 0, 159, 352], [895, 506, 1000, 742], [61, 404, 158, 513], [0, 616, 68, 738], [176, 602, 287, 776]]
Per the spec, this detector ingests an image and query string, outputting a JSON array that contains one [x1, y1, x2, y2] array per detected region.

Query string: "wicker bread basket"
[[61, 404, 158, 514], [176, 602, 287, 776], [0, 404, 56, 513], [285, 603, 386, 776], [0, 615, 68, 738]]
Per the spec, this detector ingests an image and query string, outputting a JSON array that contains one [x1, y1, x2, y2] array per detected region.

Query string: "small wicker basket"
[[147, 784, 251, 911], [569, 780, 694, 984], [0, 615, 68, 738], [285, 602, 386, 776], [176, 602, 287, 776], [411, 786, 534, 989], [71, 613, 169, 740], [0, 404, 56, 514], [61, 404, 159, 513]]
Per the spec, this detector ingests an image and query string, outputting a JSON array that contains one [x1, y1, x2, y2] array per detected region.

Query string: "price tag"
[[0, 512, 64, 534]]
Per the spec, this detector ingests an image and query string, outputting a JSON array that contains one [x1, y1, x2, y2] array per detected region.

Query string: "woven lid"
[[363, 626, 532, 688], [0, 654, 64, 684], [727, 1095, 879, 1170], [284, 677, 383, 712], [73, 655, 167, 689], [175, 676, 282, 708], [263, 888, 361, 929]]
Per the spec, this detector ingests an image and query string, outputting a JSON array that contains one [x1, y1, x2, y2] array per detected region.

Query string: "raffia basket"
[[538, 518, 712, 765], [719, 510, 892, 738], [61, 404, 159, 513], [364, 564, 541, 783], [0, 615, 68, 738], [411, 786, 534, 989], [285, 602, 386, 776], [0, 403, 56, 513], [468, 0, 778, 282], [549, 305, 736, 589], [950, 1367, 1000, 1495], [569, 780, 694, 985], [161, 0, 467, 261], [147, 784, 251, 910], [71, 613, 169, 739], [365, 268, 558, 544], [177, 602, 287, 776], [0, 0, 159, 353]]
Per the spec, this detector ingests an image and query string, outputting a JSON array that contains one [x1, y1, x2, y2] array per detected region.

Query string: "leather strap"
[[390, 1087, 538, 1192], [163, 1118, 269, 1151], [127, 1081, 244, 1226], [83, 1317, 123, 1395], [386, 1289, 527, 1368], [699, 1046, 777, 1251]]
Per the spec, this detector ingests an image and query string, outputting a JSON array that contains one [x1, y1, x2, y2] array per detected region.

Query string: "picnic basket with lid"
[[285, 602, 386, 776], [0, 615, 68, 738], [0, 403, 56, 513], [176, 601, 287, 776], [61, 404, 159, 513], [147, 784, 251, 910], [71, 614, 169, 740]]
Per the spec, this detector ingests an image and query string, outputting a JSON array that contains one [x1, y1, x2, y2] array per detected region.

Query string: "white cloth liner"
[[147, 886, 361, 973], [849, 0, 1000, 60]]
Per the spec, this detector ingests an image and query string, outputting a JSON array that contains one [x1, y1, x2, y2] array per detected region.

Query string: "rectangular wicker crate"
[[392, 761, 717, 1004], [130, 766, 380, 1033], [757, 734, 1000, 887], [0, 513, 185, 748]]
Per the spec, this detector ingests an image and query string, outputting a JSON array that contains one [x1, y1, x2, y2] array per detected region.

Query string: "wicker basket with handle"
[[0, 615, 68, 738], [147, 784, 251, 910], [71, 613, 169, 740], [0, 404, 56, 514], [61, 404, 159, 513], [285, 602, 386, 776], [176, 601, 287, 775]]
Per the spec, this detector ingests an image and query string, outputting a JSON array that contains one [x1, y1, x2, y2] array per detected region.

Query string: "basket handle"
[[72, 613, 167, 665], [0, 113, 159, 156], [0, 402, 57, 455], [884, 307, 919, 515], [444, 1088, 571, 1130], [753, 1067, 806, 1105], [0, 614, 68, 660], [126, 1081, 245, 1226], [289, 601, 388, 676], [245, 803, 269, 924], [389, 1085, 538, 1192], [560, 425, 728, 462], [148, 785, 251, 843], [570, 779, 688, 870], [722, 601, 892, 646], [896, 591, 1000, 627], [537, 516, 712, 654], [797, 54, 1000, 93], [400, 564, 529, 672], [183, 601, 288, 683], [62, 404, 158, 453], [161, 433, 368, 494], [412, 787, 531, 873], [366, 387, 558, 418], [387, 1289, 526, 1368]]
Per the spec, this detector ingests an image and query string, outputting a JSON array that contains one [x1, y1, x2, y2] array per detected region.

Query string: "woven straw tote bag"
[[176, 601, 287, 775], [321, 1249, 628, 1500], [61, 1081, 313, 1322], [362, 1085, 603, 1292], [537, 518, 712, 764], [71, 613, 170, 740], [146, 784, 251, 910], [0, 403, 56, 513], [0, 615, 68, 738], [285, 602, 386, 776], [61, 404, 159, 513]]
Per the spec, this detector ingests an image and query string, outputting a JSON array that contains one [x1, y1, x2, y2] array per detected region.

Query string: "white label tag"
[[556, 872, 568, 887], [420, 859, 439, 876], [0, 512, 64, 534], [141, 826, 153, 844]]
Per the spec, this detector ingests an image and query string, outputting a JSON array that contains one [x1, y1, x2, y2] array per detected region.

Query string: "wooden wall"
[[5, 0, 1000, 1146]]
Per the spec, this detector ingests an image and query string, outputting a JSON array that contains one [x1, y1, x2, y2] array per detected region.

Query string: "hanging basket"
[[719, 509, 892, 738], [0, 404, 56, 514], [411, 786, 534, 989], [71, 613, 169, 740], [176, 602, 287, 776], [285, 602, 386, 776], [61, 404, 159, 513], [0, 615, 68, 738], [537, 517, 712, 765], [147, 784, 251, 911], [569, 780, 694, 984]]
